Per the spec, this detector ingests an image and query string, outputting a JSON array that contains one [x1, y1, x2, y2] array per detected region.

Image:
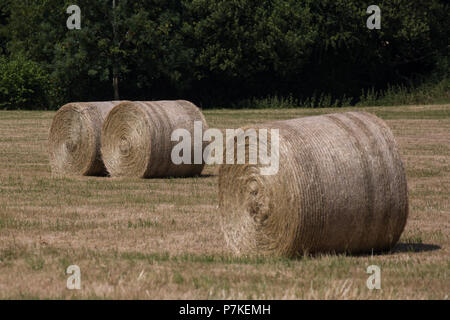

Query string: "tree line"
[[0, 0, 448, 109]]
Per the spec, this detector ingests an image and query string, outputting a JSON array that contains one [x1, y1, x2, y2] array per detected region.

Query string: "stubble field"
[[0, 104, 448, 299]]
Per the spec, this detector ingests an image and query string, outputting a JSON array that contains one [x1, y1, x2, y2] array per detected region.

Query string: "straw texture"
[[48, 101, 121, 176], [219, 111, 408, 257], [101, 100, 208, 178]]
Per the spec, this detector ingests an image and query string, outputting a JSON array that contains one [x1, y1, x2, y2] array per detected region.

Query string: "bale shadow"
[[390, 242, 441, 254], [349, 242, 441, 257], [165, 174, 216, 179], [308, 242, 442, 259], [102, 173, 216, 180], [194, 174, 216, 179]]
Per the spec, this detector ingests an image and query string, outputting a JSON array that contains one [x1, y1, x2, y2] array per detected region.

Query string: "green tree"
[[181, 0, 318, 105], [5, 0, 189, 104], [303, 0, 449, 100], [0, 0, 12, 55], [1, 0, 448, 108], [0, 55, 55, 109]]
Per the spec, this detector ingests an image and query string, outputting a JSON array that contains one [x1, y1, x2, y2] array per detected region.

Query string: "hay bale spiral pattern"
[[219, 111, 408, 257], [49, 101, 121, 176], [101, 100, 208, 178]]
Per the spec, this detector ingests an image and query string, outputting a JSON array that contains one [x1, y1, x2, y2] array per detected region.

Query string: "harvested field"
[[0, 104, 448, 299]]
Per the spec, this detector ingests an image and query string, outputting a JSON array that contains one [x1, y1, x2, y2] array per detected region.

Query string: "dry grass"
[[0, 104, 448, 299]]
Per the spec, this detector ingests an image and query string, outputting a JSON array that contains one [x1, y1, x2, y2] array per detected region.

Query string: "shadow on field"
[[174, 174, 215, 179], [391, 243, 441, 253], [348, 243, 441, 258], [194, 174, 216, 179]]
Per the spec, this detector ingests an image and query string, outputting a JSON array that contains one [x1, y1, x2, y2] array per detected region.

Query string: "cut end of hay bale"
[[101, 100, 208, 178], [48, 102, 120, 176], [101, 101, 152, 178], [219, 111, 409, 257]]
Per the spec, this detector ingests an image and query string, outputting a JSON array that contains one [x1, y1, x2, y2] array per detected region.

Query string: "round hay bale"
[[49, 101, 122, 176], [101, 100, 208, 178], [219, 111, 408, 257]]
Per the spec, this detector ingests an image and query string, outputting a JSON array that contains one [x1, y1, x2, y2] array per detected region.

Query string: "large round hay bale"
[[101, 100, 208, 178], [49, 101, 122, 176], [219, 111, 408, 257]]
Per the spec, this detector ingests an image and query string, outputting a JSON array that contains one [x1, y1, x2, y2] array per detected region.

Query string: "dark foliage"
[[0, 0, 448, 109]]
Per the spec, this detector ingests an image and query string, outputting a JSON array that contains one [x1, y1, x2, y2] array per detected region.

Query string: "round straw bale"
[[49, 101, 122, 176], [219, 111, 408, 257], [101, 100, 208, 178]]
